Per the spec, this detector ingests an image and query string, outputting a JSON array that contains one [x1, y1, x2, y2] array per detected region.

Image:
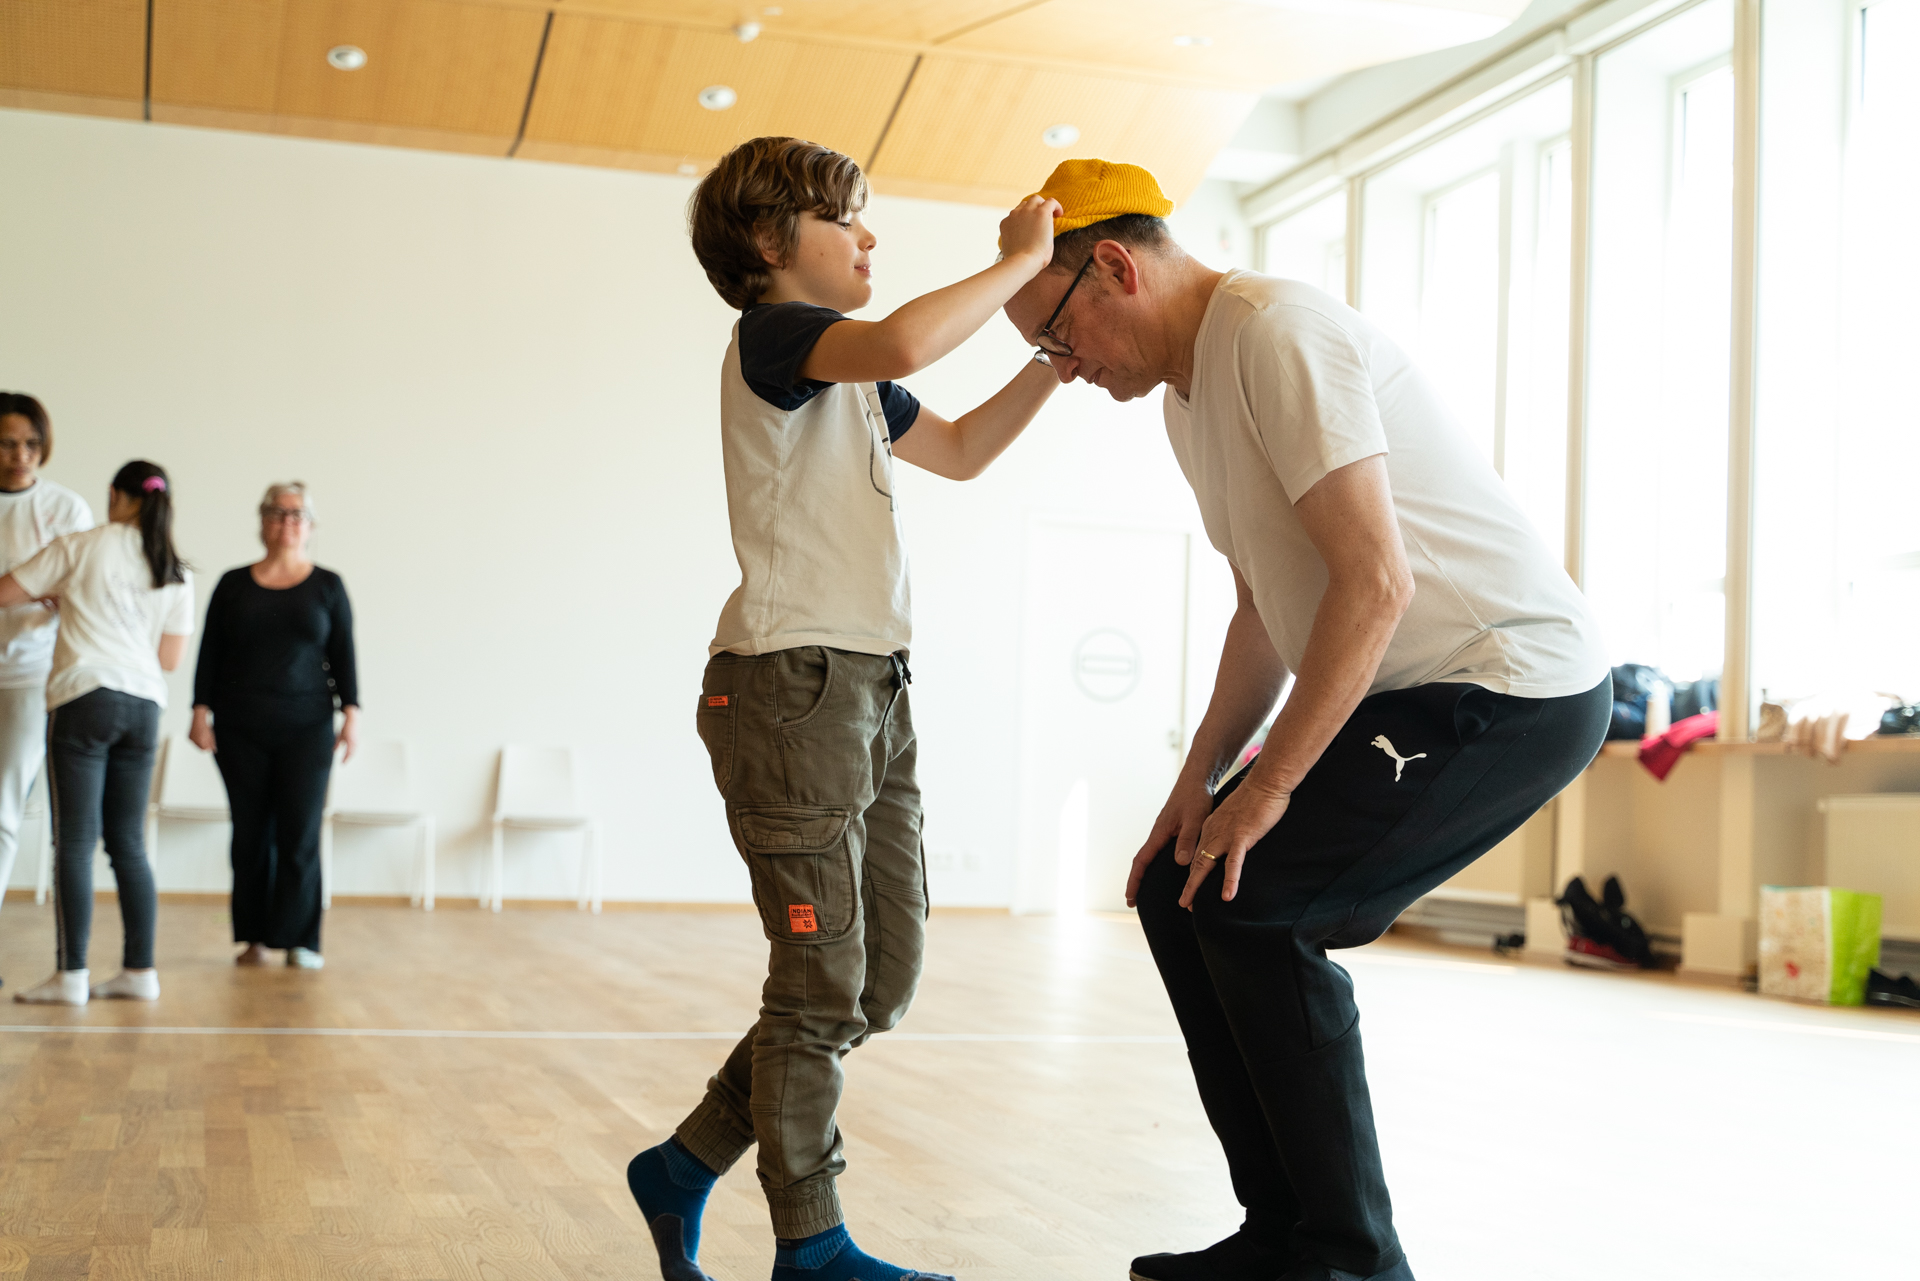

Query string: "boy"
[[626, 136, 1061, 1281]]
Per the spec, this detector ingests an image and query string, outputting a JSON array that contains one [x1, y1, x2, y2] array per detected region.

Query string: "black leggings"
[[1136, 677, 1610, 1280], [215, 716, 334, 952], [48, 687, 161, 972]]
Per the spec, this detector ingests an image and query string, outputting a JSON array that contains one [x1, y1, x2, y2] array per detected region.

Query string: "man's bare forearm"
[[1182, 601, 1289, 793], [1243, 574, 1408, 799]]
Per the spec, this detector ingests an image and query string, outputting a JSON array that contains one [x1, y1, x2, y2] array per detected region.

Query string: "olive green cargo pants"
[[675, 646, 928, 1237]]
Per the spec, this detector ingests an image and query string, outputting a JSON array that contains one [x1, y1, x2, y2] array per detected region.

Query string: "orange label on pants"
[[788, 904, 818, 934], [707, 695, 730, 707]]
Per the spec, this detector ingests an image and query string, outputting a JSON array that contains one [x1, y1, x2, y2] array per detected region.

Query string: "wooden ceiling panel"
[[151, 0, 288, 112], [152, 0, 546, 137], [525, 17, 915, 167], [870, 57, 1256, 207], [939, 0, 1526, 88], [546, 0, 1019, 47], [0, 0, 146, 107]]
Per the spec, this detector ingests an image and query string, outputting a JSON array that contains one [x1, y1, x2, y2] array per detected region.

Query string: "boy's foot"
[[771, 1224, 956, 1281], [236, 944, 270, 966], [1130, 1229, 1291, 1280], [288, 948, 325, 970], [91, 969, 160, 1000], [627, 1139, 720, 1281], [14, 970, 89, 1005]]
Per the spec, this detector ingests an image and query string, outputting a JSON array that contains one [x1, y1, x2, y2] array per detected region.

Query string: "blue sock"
[[771, 1223, 956, 1281], [627, 1137, 720, 1281]]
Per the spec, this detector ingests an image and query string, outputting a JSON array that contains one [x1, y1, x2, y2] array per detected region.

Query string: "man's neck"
[[1158, 259, 1229, 398]]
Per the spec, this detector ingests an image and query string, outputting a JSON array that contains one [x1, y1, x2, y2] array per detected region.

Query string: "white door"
[[1016, 521, 1190, 914]]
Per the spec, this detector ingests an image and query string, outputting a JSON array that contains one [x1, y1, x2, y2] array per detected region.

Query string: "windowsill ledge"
[[1595, 734, 1920, 759]]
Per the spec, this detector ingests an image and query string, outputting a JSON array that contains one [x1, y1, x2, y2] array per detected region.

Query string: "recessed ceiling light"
[[763, 5, 783, 12], [677, 162, 699, 175], [698, 84, 738, 111], [1041, 123, 1080, 148], [326, 45, 367, 71], [733, 21, 761, 41], [1172, 34, 1213, 47]]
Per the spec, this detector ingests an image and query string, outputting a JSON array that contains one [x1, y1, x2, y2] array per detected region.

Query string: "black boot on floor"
[[1866, 968, 1920, 1009], [1129, 1228, 1291, 1281], [1276, 1257, 1414, 1281]]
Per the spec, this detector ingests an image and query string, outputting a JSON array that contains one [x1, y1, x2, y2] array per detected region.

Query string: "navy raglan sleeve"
[[875, 382, 921, 442], [737, 302, 846, 409]]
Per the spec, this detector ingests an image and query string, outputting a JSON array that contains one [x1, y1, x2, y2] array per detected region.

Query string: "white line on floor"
[[0, 1025, 1183, 1044], [1652, 1012, 1920, 1044]]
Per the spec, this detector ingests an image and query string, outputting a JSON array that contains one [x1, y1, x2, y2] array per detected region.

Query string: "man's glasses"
[[260, 508, 312, 524], [1034, 256, 1095, 358]]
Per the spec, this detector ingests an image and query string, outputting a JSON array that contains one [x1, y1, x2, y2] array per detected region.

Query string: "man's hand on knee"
[[1125, 774, 1213, 907], [1181, 776, 1292, 909]]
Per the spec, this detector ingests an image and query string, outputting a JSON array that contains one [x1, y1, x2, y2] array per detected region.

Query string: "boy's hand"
[[999, 196, 1061, 267]]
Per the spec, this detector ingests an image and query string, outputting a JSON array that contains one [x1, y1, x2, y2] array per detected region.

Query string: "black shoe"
[[1557, 875, 1655, 970], [1130, 1230, 1290, 1281], [1866, 968, 1920, 1009], [1276, 1260, 1414, 1281]]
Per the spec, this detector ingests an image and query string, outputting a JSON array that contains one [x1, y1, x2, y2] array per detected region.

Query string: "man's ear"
[[1094, 240, 1144, 295]]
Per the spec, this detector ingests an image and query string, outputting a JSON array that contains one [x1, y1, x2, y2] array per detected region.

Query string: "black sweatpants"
[[48, 687, 161, 972], [1136, 677, 1609, 1280], [215, 716, 334, 952]]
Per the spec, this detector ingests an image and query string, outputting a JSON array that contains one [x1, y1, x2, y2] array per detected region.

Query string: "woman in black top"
[[188, 482, 359, 968]]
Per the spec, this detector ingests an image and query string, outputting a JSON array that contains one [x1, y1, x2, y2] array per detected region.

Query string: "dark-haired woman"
[[0, 394, 92, 985], [1, 461, 193, 1006], [189, 482, 358, 970]]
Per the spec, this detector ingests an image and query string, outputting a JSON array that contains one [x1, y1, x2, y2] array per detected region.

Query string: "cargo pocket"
[[733, 804, 856, 945], [695, 681, 735, 796]]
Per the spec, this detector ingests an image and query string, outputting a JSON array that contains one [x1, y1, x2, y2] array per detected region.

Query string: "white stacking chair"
[[321, 740, 436, 911], [490, 746, 599, 913], [147, 735, 230, 867]]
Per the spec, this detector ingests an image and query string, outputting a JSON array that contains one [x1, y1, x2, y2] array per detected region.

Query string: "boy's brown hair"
[[688, 136, 869, 311]]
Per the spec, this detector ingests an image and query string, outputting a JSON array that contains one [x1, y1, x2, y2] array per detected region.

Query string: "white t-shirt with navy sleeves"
[[709, 301, 923, 659]]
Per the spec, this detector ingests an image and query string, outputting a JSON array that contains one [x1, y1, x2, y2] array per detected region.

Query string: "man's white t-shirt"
[[12, 524, 196, 710], [1164, 271, 1607, 699], [0, 480, 93, 689]]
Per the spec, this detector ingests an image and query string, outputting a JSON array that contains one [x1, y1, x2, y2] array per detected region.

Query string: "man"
[[1003, 161, 1610, 1281]]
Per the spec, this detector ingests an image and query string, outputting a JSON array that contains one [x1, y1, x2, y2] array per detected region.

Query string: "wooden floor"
[[0, 899, 1915, 1281]]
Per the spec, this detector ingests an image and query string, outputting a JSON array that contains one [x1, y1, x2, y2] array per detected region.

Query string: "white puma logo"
[[1371, 735, 1427, 782]]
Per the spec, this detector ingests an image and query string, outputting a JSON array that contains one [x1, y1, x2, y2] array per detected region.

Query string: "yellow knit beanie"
[[1026, 159, 1174, 233]]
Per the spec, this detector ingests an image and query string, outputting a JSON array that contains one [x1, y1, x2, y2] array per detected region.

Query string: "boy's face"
[[766, 209, 875, 312]]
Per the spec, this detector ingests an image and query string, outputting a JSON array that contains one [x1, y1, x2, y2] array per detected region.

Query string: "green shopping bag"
[[1758, 886, 1883, 1006]]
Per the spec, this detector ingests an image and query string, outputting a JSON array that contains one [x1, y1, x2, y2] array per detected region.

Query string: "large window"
[[1248, 0, 1915, 727], [1834, 0, 1920, 698], [1262, 188, 1348, 300], [1359, 79, 1574, 545], [1582, 0, 1736, 681]]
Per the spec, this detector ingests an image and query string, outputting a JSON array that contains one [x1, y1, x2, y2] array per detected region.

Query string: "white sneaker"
[[91, 969, 160, 1000], [14, 970, 89, 1005], [287, 947, 325, 970]]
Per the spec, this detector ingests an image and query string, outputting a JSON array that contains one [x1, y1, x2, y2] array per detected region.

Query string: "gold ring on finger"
[[1197, 850, 1218, 863]]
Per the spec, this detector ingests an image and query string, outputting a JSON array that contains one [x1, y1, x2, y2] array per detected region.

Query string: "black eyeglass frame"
[[1033, 255, 1095, 358]]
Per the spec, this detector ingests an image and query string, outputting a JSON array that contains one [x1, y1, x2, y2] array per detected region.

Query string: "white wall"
[[0, 108, 1243, 907]]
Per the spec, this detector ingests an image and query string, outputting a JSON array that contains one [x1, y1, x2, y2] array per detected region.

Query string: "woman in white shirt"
[[0, 394, 92, 984], [1, 461, 194, 1006]]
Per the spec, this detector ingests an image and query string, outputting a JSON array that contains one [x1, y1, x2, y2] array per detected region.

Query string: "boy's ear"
[[755, 223, 787, 271]]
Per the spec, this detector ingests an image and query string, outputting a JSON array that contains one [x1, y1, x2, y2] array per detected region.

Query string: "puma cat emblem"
[[1371, 735, 1427, 782]]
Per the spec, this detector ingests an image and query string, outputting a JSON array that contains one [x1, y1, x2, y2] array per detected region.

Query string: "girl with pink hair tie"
[[0, 460, 194, 1005]]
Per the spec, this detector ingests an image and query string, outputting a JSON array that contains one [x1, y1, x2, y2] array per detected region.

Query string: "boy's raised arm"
[[800, 196, 1061, 384]]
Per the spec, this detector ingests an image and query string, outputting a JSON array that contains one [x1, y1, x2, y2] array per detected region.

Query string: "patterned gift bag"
[[1758, 886, 1883, 1005]]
